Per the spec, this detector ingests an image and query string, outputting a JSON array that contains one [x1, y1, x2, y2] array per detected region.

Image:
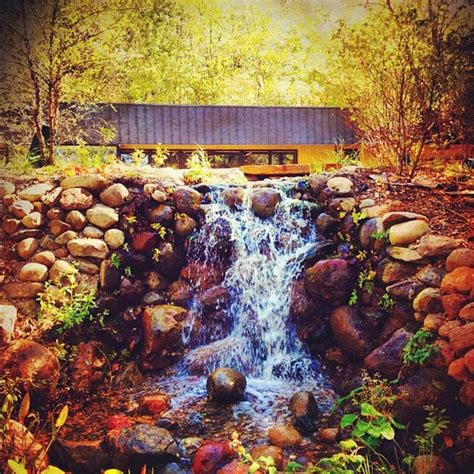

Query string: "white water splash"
[[180, 185, 322, 382]]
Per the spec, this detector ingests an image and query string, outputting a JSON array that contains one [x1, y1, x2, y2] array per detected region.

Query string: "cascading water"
[[140, 183, 334, 443], [180, 185, 321, 383]]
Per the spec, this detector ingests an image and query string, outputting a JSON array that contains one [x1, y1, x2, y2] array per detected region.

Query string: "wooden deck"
[[240, 164, 311, 178]]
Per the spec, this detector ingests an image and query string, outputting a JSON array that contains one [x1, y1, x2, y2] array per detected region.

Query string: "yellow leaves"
[[18, 393, 30, 425], [55, 405, 69, 429]]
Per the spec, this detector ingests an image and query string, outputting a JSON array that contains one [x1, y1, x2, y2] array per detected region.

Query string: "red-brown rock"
[[192, 441, 235, 474], [138, 393, 171, 416], [459, 381, 474, 409], [459, 302, 474, 321], [132, 231, 158, 252], [447, 358, 470, 382], [441, 267, 474, 294], [449, 322, 474, 355], [442, 294, 470, 319], [106, 415, 133, 430]]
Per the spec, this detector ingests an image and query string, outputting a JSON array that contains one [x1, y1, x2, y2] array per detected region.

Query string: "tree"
[[326, 0, 472, 177], [0, 0, 133, 165]]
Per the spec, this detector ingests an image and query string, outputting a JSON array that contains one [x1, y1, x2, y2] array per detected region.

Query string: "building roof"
[[74, 103, 359, 147]]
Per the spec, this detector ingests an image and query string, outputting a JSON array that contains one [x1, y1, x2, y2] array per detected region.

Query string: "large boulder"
[[413, 288, 443, 313], [330, 306, 373, 358], [86, 204, 119, 229], [289, 391, 319, 435], [449, 322, 474, 355], [173, 186, 202, 218], [149, 204, 174, 224], [59, 188, 94, 211], [305, 259, 354, 304], [11, 200, 34, 218], [140, 305, 187, 370], [192, 441, 235, 474], [0, 340, 60, 399], [100, 183, 129, 207], [0, 179, 15, 197], [389, 220, 429, 245], [19, 262, 48, 282], [416, 235, 463, 258], [446, 248, 474, 271], [326, 176, 353, 195], [364, 328, 411, 378], [67, 238, 109, 259], [18, 183, 53, 201], [61, 174, 108, 191], [107, 424, 178, 471], [381, 211, 428, 227], [441, 267, 474, 294], [359, 218, 385, 251], [4, 282, 44, 299], [376, 258, 416, 285], [268, 424, 302, 448], [16, 237, 39, 260], [412, 455, 454, 474], [251, 188, 281, 217], [206, 367, 246, 403]]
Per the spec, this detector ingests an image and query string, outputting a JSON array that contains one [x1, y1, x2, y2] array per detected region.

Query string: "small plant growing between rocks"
[[349, 268, 376, 306], [402, 329, 439, 366], [110, 252, 122, 269], [38, 273, 97, 333], [370, 229, 390, 241], [152, 248, 161, 262], [151, 222, 167, 238], [378, 293, 394, 311], [230, 431, 278, 473], [184, 148, 212, 184]]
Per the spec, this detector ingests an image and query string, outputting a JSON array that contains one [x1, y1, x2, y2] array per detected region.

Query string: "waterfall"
[[179, 185, 321, 382]]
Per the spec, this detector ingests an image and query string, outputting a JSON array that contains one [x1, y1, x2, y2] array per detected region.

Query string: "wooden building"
[[76, 103, 361, 168]]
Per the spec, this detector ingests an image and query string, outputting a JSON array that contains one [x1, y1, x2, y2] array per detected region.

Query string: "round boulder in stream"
[[289, 391, 319, 435], [251, 188, 281, 217], [206, 367, 247, 403]]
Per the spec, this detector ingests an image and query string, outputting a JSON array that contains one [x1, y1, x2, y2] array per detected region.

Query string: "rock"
[[387, 246, 423, 262], [107, 424, 178, 470], [111, 361, 145, 389], [49, 260, 76, 281], [83, 225, 104, 238], [395, 368, 455, 418], [250, 445, 284, 470], [119, 278, 146, 303], [11, 200, 34, 219], [132, 231, 158, 252], [330, 306, 373, 358], [100, 183, 129, 207], [104, 228, 125, 249], [86, 204, 119, 229], [67, 238, 108, 259], [207, 367, 246, 403], [70, 341, 107, 393], [389, 220, 429, 245], [30, 251, 55, 267], [359, 218, 384, 250], [146, 271, 167, 291], [305, 259, 354, 304], [61, 174, 108, 191], [107, 415, 133, 430], [307, 174, 328, 196], [447, 358, 469, 382], [173, 187, 202, 218], [412, 455, 453, 474], [197, 285, 229, 312], [41, 186, 62, 206], [320, 427, 339, 443], [0, 339, 60, 398], [180, 436, 203, 457], [152, 189, 168, 202], [413, 288, 443, 313], [52, 438, 111, 474], [442, 294, 470, 319], [19, 262, 48, 282], [65, 210, 86, 230], [49, 219, 71, 236], [167, 280, 192, 306], [150, 204, 174, 224], [3, 420, 48, 472], [55, 230, 78, 245], [316, 213, 338, 234], [328, 197, 356, 213], [100, 260, 121, 291], [415, 265, 445, 287], [268, 424, 302, 448], [289, 391, 319, 435], [192, 442, 235, 474], [138, 393, 171, 415], [18, 183, 53, 201], [251, 188, 281, 217], [175, 213, 197, 236], [60, 187, 94, 210], [364, 328, 411, 378], [438, 320, 462, 338], [4, 282, 43, 298], [47, 207, 65, 221], [423, 313, 445, 332], [0, 305, 17, 345], [417, 235, 464, 257], [456, 415, 474, 447], [11, 229, 43, 242], [141, 305, 186, 370], [449, 322, 474, 355], [22, 211, 45, 229], [216, 459, 249, 474], [3, 217, 21, 235], [381, 211, 428, 227], [386, 280, 424, 301], [459, 302, 474, 321], [222, 187, 244, 208], [441, 267, 474, 294], [359, 198, 376, 209], [75, 258, 100, 275], [459, 381, 474, 409], [376, 258, 416, 285], [0, 179, 15, 197], [446, 248, 474, 271], [326, 176, 353, 195]]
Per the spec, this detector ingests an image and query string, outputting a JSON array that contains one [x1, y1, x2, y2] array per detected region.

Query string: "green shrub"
[[402, 329, 439, 366]]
